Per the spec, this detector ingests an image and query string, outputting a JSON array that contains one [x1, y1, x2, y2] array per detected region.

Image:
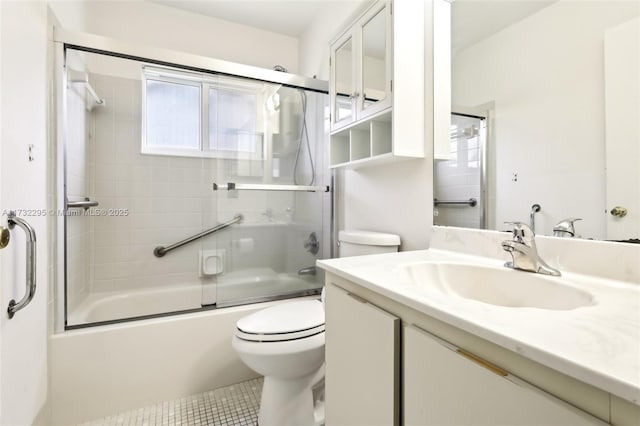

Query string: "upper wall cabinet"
[[329, 0, 438, 169], [330, 1, 392, 130]]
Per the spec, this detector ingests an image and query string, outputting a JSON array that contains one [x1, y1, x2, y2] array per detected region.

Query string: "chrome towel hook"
[[6, 211, 37, 319]]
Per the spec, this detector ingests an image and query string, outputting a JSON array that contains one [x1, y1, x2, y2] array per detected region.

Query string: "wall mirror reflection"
[[362, 7, 387, 109], [335, 37, 354, 122], [436, 0, 639, 243]]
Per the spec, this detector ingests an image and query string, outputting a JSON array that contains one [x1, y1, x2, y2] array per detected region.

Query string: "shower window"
[[144, 78, 201, 152], [209, 88, 258, 154], [142, 67, 263, 159]]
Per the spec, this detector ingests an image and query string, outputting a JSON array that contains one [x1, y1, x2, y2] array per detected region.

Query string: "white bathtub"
[[68, 268, 320, 325], [52, 269, 321, 425]]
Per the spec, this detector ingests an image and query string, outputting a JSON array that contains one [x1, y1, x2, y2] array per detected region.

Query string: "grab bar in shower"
[[434, 198, 478, 207], [6, 211, 37, 319], [213, 183, 330, 193], [153, 214, 243, 258], [66, 197, 99, 211]]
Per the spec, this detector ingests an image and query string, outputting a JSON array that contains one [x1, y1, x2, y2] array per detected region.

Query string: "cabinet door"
[[325, 283, 400, 426], [330, 30, 358, 131], [403, 325, 608, 426], [357, 0, 392, 120]]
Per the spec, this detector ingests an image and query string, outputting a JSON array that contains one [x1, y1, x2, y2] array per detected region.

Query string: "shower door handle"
[[67, 197, 99, 211], [6, 211, 37, 319]]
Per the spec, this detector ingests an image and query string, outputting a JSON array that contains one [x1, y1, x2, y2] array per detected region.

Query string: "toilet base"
[[258, 366, 324, 426]]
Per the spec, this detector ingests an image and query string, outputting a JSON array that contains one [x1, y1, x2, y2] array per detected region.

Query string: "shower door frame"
[[53, 28, 331, 332]]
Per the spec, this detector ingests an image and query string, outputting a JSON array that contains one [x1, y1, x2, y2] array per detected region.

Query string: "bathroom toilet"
[[232, 230, 400, 426]]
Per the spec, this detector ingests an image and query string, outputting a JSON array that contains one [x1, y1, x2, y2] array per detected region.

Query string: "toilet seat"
[[236, 300, 324, 343]]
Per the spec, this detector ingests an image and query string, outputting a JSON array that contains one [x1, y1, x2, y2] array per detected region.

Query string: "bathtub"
[[52, 269, 321, 425], [68, 268, 321, 326]]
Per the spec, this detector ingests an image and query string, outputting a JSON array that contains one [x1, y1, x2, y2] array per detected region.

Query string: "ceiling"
[[150, 0, 351, 37], [150, 0, 557, 47], [452, 0, 557, 51]]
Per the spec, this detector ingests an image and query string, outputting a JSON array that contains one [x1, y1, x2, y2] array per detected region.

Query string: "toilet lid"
[[236, 300, 324, 342]]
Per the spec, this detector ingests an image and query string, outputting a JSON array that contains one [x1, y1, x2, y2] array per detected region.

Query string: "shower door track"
[[54, 28, 329, 94]]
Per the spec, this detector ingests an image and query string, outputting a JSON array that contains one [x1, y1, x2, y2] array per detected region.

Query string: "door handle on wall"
[[6, 211, 37, 319]]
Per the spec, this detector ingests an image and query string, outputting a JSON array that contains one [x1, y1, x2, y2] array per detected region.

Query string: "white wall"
[[49, 0, 300, 73], [452, 0, 640, 239], [0, 1, 50, 424], [299, 1, 369, 80]]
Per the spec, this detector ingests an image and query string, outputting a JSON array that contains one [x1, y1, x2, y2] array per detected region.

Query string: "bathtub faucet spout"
[[297, 266, 316, 276]]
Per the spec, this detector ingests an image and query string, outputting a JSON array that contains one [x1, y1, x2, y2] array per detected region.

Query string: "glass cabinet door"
[[329, 1, 391, 132], [359, 1, 391, 119], [332, 35, 355, 129]]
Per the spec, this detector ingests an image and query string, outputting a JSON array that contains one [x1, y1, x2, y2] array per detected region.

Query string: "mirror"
[[362, 7, 387, 109], [335, 37, 354, 122], [437, 0, 640, 242]]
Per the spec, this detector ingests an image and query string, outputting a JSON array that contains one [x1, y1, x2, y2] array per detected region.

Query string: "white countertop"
[[317, 249, 640, 406]]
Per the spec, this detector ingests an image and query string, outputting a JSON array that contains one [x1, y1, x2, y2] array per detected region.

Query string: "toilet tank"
[[338, 230, 401, 257]]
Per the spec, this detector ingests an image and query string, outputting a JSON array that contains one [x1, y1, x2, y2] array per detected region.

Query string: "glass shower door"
[[211, 188, 325, 308], [204, 83, 327, 308], [63, 48, 211, 327], [62, 47, 329, 327]]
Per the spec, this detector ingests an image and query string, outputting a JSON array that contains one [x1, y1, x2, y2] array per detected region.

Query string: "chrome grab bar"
[[434, 198, 477, 207], [6, 211, 37, 319], [213, 183, 330, 192], [67, 197, 99, 211], [153, 214, 243, 257]]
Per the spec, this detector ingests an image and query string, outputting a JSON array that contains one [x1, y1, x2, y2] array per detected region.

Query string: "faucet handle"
[[553, 218, 582, 237], [504, 222, 535, 243]]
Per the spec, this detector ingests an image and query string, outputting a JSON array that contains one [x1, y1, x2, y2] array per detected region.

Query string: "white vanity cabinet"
[[323, 273, 640, 426], [325, 283, 400, 426], [404, 324, 606, 426], [329, 0, 431, 168]]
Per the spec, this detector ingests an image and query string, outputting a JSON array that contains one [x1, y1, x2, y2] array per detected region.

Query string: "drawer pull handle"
[[456, 349, 508, 377]]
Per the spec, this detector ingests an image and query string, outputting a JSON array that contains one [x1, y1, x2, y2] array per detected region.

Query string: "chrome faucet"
[[553, 218, 582, 238], [298, 266, 317, 276], [501, 222, 561, 276]]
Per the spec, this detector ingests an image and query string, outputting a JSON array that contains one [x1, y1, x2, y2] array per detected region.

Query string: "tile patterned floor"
[[78, 378, 262, 426]]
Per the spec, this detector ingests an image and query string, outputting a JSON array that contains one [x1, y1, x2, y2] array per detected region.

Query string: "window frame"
[[141, 66, 265, 160], [141, 69, 203, 157]]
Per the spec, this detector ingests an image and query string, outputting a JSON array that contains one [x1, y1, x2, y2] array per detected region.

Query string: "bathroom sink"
[[400, 262, 594, 310]]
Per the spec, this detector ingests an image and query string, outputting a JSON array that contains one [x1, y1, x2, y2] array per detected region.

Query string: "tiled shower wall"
[[72, 73, 325, 299], [65, 79, 93, 312], [90, 74, 206, 293]]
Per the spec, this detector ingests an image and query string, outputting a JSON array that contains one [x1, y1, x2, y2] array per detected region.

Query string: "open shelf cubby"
[[330, 110, 392, 168]]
